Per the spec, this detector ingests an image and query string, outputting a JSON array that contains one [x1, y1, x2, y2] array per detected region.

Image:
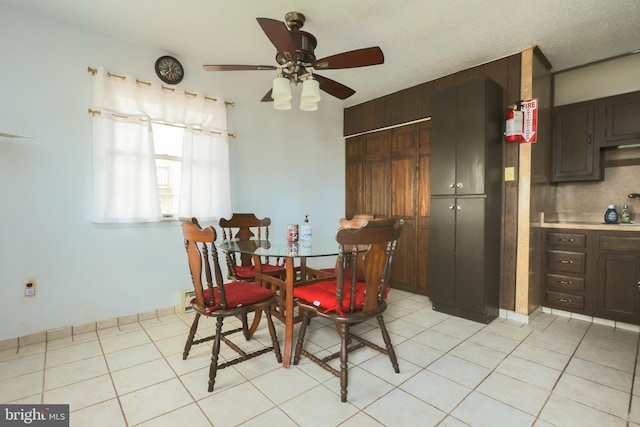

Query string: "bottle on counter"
[[620, 204, 631, 223], [604, 205, 619, 224], [300, 215, 312, 241]]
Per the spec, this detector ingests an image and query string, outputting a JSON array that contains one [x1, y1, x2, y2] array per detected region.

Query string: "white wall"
[[554, 53, 640, 106], [0, 5, 344, 340]]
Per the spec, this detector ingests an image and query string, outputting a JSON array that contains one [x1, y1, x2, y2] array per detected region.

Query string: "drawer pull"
[[558, 260, 574, 264], [556, 298, 573, 303], [559, 238, 575, 242], [558, 280, 573, 285]]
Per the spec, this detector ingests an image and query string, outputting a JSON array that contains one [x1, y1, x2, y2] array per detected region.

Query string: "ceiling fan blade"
[[256, 17, 296, 57], [203, 64, 277, 71], [314, 74, 356, 100], [261, 89, 273, 102], [313, 47, 384, 69]]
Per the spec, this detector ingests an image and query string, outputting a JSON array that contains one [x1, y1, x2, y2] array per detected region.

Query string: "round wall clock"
[[154, 55, 184, 85]]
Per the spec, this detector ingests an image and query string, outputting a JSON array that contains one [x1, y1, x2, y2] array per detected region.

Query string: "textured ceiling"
[[3, 0, 640, 106]]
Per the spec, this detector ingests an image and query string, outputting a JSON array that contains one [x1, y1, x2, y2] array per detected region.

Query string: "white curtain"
[[90, 66, 232, 223]]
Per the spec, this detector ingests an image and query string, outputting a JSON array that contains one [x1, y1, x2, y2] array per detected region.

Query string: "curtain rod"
[[87, 66, 235, 107], [87, 108, 236, 138]]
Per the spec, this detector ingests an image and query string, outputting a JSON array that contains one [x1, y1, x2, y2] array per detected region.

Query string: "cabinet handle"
[[588, 134, 592, 146], [456, 205, 461, 210], [557, 298, 573, 303], [456, 182, 464, 188], [559, 260, 574, 264], [558, 280, 573, 285], [449, 183, 455, 188], [637, 282, 640, 293], [559, 238, 575, 242], [449, 205, 455, 210]]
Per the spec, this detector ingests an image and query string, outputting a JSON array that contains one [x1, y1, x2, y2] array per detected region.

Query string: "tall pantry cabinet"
[[429, 77, 503, 323]]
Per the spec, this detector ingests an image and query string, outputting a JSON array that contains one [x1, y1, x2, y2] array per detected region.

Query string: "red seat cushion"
[[235, 263, 284, 279], [293, 279, 367, 315], [319, 268, 365, 282], [191, 281, 274, 314]]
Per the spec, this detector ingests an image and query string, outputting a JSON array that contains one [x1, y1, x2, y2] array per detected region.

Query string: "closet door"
[[345, 136, 364, 218], [363, 131, 391, 218], [390, 126, 417, 292]]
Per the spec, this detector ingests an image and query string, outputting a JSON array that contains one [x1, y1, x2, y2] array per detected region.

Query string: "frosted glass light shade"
[[273, 99, 292, 110], [272, 77, 292, 101], [300, 101, 318, 111], [301, 79, 321, 103]]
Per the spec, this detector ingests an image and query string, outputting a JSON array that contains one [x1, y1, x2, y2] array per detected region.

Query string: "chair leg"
[[339, 322, 349, 403], [377, 315, 399, 373], [293, 310, 311, 365], [183, 313, 200, 360], [208, 317, 224, 392], [265, 307, 282, 363], [240, 313, 250, 340]]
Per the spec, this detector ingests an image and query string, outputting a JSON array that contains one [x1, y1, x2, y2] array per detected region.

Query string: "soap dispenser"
[[300, 215, 312, 241], [604, 205, 619, 224], [621, 204, 631, 223]]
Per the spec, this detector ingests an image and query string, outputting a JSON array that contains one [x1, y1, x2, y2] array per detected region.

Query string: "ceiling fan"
[[203, 11, 384, 104]]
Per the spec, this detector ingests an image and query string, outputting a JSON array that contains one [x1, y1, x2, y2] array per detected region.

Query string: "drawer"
[[546, 232, 586, 249], [545, 273, 585, 293], [545, 291, 585, 311], [545, 250, 586, 274]]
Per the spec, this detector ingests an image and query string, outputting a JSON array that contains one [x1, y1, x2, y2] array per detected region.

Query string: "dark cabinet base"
[[432, 301, 498, 324]]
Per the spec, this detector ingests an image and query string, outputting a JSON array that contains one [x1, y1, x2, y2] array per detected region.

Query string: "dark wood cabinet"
[[602, 90, 640, 147], [542, 228, 640, 324], [596, 232, 640, 323], [429, 77, 503, 323], [551, 90, 640, 182], [344, 122, 431, 295], [552, 101, 602, 182]]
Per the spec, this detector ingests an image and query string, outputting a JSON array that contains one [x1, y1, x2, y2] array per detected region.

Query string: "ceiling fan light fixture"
[[273, 98, 292, 110], [301, 78, 321, 103], [272, 76, 292, 101], [299, 101, 318, 111]]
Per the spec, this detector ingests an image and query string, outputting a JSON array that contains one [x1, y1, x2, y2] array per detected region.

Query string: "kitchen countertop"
[[537, 213, 640, 231]]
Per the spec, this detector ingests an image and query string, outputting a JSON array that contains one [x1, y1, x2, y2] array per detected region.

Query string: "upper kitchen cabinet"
[[552, 100, 602, 182], [552, 90, 640, 182], [601, 90, 640, 147]]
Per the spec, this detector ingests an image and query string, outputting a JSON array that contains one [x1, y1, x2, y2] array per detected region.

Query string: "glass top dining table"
[[215, 237, 339, 367]]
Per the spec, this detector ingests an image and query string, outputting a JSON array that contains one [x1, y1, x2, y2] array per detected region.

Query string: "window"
[[152, 123, 183, 218], [90, 66, 232, 224]]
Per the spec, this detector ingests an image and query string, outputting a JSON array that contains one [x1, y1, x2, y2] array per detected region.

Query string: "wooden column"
[[515, 48, 534, 315]]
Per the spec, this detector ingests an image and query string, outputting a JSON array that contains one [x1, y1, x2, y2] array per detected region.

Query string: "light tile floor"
[[3, 290, 640, 426]]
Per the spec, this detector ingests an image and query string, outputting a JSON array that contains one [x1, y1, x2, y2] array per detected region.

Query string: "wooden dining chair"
[[292, 218, 403, 402], [318, 214, 375, 279], [180, 217, 282, 392], [219, 213, 285, 281]]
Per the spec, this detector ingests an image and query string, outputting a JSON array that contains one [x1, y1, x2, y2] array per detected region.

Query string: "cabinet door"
[[603, 91, 640, 147], [456, 79, 487, 195], [455, 197, 486, 311], [597, 253, 640, 323], [345, 136, 364, 218], [431, 85, 457, 195], [552, 103, 600, 182], [428, 198, 456, 305]]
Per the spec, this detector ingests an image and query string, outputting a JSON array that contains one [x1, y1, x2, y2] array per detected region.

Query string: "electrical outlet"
[[24, 279, 36, 297]]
